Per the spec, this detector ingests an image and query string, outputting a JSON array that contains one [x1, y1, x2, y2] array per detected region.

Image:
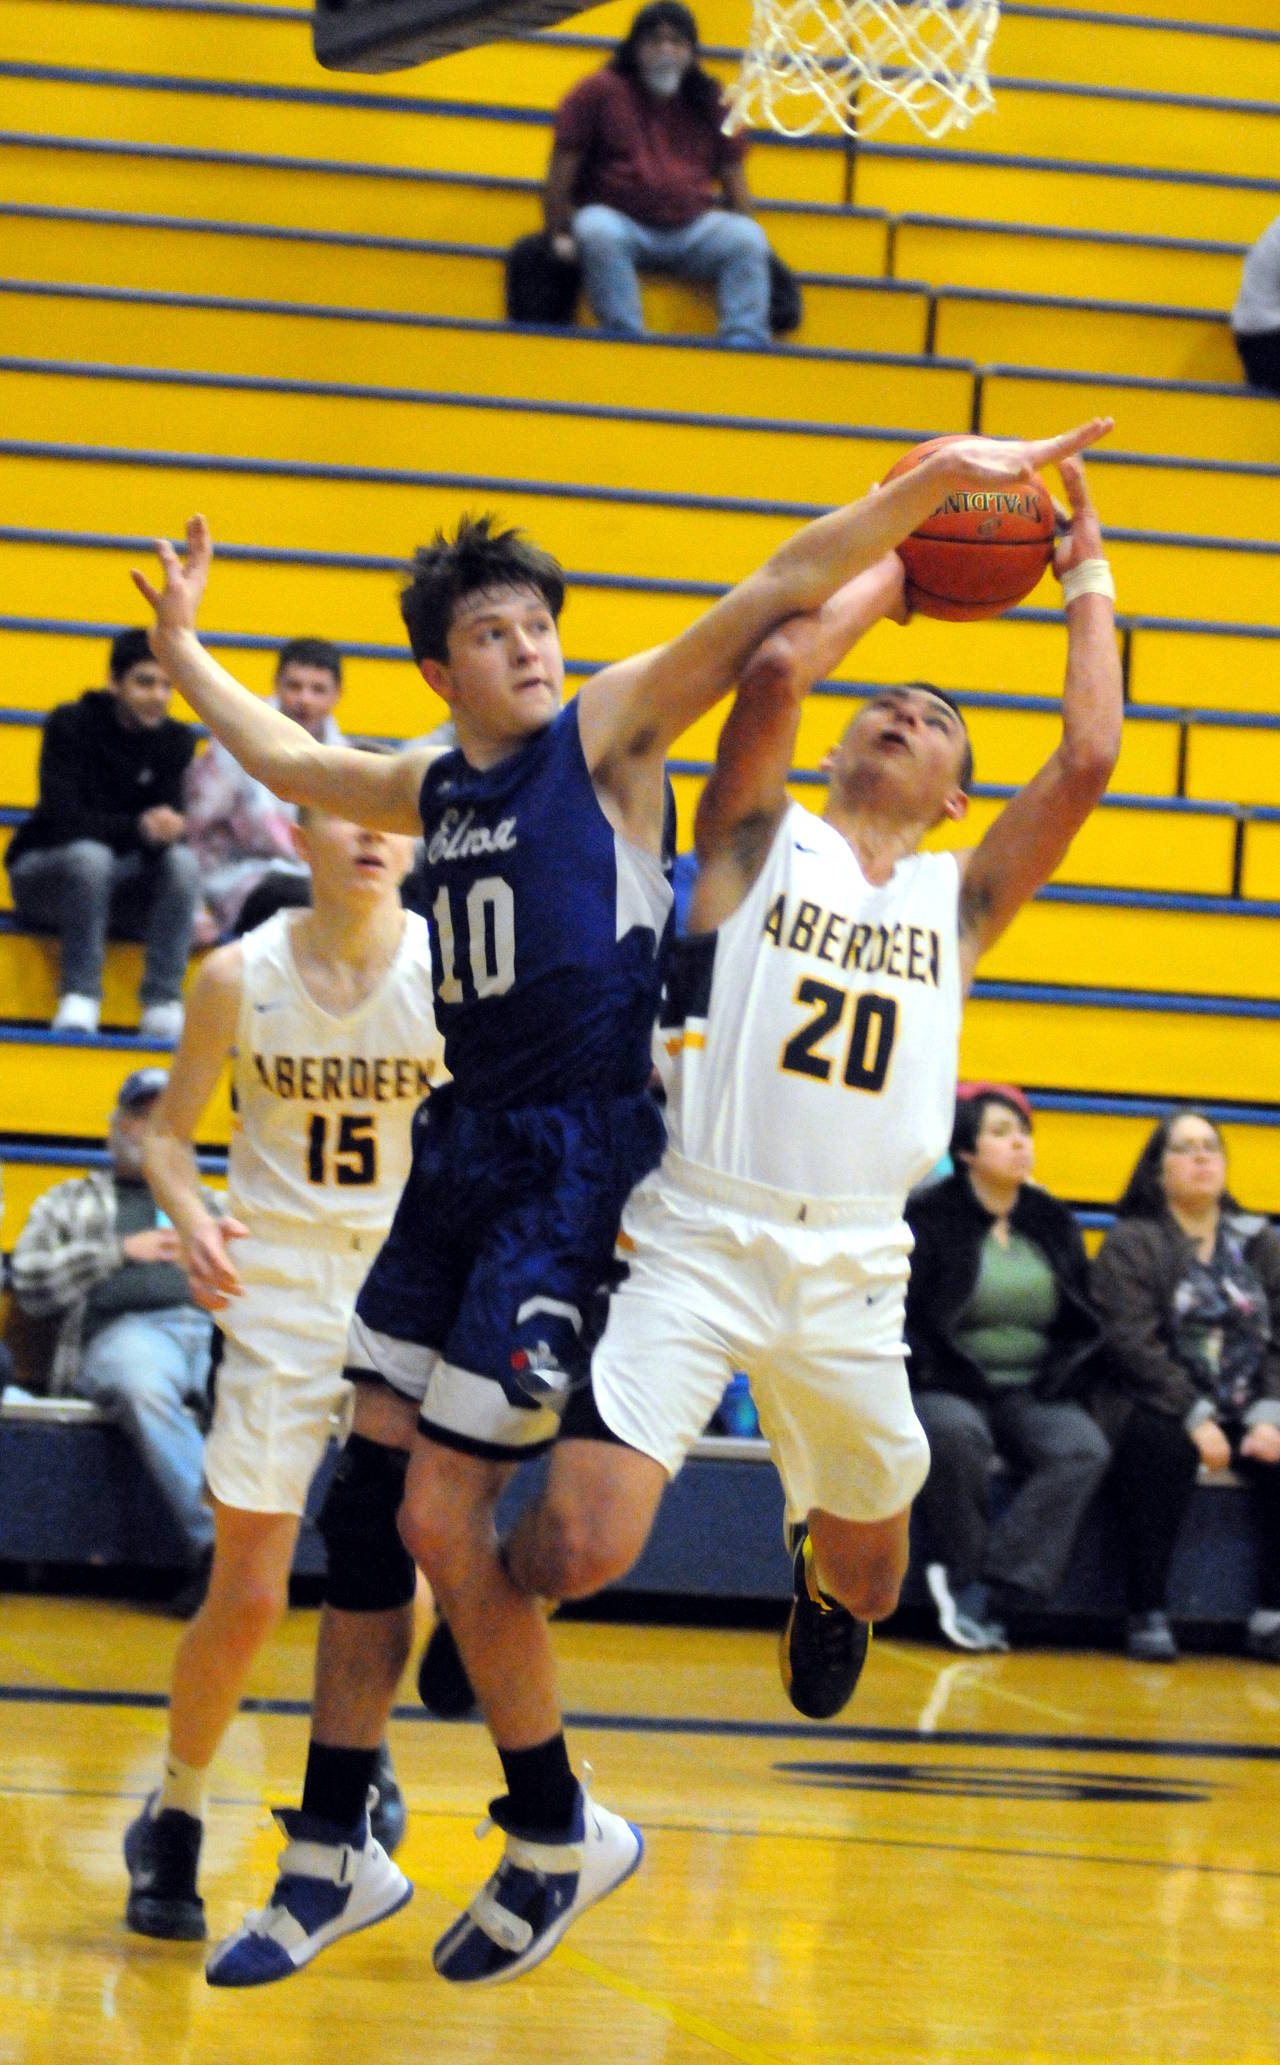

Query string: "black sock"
[[301, 1743, 380, 1830], [497, 1735, 578, 1834]]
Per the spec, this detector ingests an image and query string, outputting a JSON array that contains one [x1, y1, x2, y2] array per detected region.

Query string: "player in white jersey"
[[462, 452, 1122, 1725], [122, 793, 443, 1942]]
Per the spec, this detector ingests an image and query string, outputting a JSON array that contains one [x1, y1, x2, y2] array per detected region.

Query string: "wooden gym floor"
[[1, 1594, 1277, 2065]]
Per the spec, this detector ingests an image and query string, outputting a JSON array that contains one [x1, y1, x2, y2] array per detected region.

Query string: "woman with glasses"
[[1092, 1111, 1280, 1662]]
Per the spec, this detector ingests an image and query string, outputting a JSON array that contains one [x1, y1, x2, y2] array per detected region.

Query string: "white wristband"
[[1060, 557, 1115, 606]]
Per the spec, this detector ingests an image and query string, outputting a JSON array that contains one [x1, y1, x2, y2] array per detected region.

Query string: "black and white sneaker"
[[124, 1793, 206, 1940], [433, 1781, 642, 1986], [779, 1531, 870, 1720]]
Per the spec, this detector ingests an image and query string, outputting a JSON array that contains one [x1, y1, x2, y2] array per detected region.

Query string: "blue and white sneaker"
[[206, 1802, 411, 1987], [433, 1781, 642, 1985]]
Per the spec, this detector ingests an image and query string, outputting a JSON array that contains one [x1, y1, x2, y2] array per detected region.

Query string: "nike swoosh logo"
[[252, 1000, 285, 1014]]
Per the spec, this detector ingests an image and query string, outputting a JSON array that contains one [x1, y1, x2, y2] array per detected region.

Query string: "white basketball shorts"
[[588, 1155, 931, 1528], [203, 1221, 380, 1516]]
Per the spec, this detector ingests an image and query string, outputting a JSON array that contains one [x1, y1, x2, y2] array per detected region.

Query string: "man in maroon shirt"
[[543, 1, 771, 348]]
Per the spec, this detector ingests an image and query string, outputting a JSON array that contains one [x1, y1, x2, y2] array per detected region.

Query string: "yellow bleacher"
[[0, 0, 1277, 1236]]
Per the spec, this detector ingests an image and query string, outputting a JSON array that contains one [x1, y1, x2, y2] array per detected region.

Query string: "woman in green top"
[[905, 1087, 1112, 1652]]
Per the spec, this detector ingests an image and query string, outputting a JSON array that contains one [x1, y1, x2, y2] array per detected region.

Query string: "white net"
[[724, 0, 1000, 140]]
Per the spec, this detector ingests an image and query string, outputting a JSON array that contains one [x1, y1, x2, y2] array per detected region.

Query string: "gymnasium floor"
[[2, 1595, 1276, 2065]]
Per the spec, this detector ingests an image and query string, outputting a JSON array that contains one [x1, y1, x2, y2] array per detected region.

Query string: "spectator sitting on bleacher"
[[9, 1067, 218, 1608], [6, 630, 200, 1044], [184, 635, 345, 943], [1091, 1110, 1280, 1664], [543, 1, 771, 350], [904, 1084, 1112, 1653], [1231, 213, 1280, 396]]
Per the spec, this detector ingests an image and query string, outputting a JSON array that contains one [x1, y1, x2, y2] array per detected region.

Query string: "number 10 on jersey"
[[433, 877, 516, 1003]]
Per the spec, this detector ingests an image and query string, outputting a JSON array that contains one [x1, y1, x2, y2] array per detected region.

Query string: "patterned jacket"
[[10, 1169, 222, 1397]]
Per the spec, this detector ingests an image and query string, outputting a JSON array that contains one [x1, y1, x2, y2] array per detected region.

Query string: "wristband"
[[1060, 557, 1115, 606]]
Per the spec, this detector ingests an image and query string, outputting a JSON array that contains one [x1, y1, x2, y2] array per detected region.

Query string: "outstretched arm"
[[132, 518, 431, 834], [578, 419, 1113, 798], [689, 554, 908, 931], [955, 456, 1123, 991], [142, 946, 249, 1311]]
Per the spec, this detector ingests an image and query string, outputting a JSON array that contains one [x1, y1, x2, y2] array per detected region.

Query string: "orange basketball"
[[882, 435, 1056, 622]]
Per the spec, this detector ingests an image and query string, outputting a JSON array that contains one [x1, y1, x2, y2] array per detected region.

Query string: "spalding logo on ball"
[[883, 435, 1056, 622]]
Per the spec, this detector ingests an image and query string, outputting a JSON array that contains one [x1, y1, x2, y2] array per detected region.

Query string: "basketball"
[[882, 435, 1057, 621]]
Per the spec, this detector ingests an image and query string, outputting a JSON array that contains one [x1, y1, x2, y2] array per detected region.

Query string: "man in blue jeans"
[[10, 1067, 217, 1607], [543, 1, 771, 349]]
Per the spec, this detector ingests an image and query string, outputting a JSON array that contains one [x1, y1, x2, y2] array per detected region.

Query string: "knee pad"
[[318, 1433, 415, 1612]]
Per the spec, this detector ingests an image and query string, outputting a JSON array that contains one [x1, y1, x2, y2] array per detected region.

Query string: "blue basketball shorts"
[[345, 1082, 666, 1459]]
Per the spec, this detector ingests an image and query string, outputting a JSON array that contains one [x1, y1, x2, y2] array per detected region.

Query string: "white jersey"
[[228, 909, 444, 1233], [658, 801, 962, 1203]]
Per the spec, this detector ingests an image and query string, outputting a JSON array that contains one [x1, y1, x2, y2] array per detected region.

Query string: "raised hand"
[[945, 417, 1113, 490], [1051, 455, 1105, 579], [130, 514, 213, 653]]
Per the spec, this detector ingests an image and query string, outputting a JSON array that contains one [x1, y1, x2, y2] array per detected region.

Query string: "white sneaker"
[[52, 992, 100, 1035], [139, 1000, 184, 1045], [433, 1781, 642, 1986], [205, 1804, 411, 1988], [926, 1563, 1009, 1653]]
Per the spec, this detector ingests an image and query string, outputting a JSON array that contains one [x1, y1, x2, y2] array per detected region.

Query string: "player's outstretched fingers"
[[1029, 416, 1113, 470]]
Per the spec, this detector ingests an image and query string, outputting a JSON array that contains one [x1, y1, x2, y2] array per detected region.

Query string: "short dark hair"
[[400, 514, 565, 665], [109, 628, 156, 682], [612, 3, 721, 119], [275, 636, 343, 686], [1115, 1109, 1237, 1221], [950, 1088, 1031, 1162]]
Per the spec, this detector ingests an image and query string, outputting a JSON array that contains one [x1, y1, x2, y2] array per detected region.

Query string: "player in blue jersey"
[[133, 417, 1109, 1987]]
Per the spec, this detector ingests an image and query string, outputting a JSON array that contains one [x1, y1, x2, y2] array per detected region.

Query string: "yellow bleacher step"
[[983, 894, 1280, 1002], [5, 358, 1276, 542], [668, 772, 1240, 896], [1129, 628, 1280, 716], [935, 292, 1239, 386], [959, 986, 1280, 1103], [0, 70, 846, 206], [34, 0, 1280, 117], [876, 82, 1278, 181], [1243, 821, 1280, 900], [980, 366, 1280, 466], [0, 137, 889, 280], [898, 218, 1244, 311], [1186, 723, 1280, 810], [0, 1032, 231, 1139], [0, 139, 888, 276], [1032, 1104, 1280, 1212], [0, 287, 973, 434], [0, 204, 928, 355], [855, 154, 1276, 246], [3, 447, 1275, 626]]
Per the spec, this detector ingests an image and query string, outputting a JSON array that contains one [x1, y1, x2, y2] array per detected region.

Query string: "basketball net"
[[724, 0, 1000, 140]]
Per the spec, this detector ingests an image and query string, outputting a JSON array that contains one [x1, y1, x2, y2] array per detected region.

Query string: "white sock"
[[156, 1751, 208, 1821]]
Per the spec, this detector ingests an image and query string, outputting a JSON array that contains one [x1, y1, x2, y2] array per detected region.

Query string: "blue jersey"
[[417, 701, 673, 1109]]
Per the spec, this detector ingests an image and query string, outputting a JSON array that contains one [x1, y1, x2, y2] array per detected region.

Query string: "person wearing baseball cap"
[[10, 1063, 221, 1604]]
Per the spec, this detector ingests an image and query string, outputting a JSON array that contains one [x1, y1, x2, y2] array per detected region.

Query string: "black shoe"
[[779, 1532, 870, 1720], [368, 1741, 407, 1855], [124, 1793, 206, 1939], [416, 1615, 477, 1719]]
